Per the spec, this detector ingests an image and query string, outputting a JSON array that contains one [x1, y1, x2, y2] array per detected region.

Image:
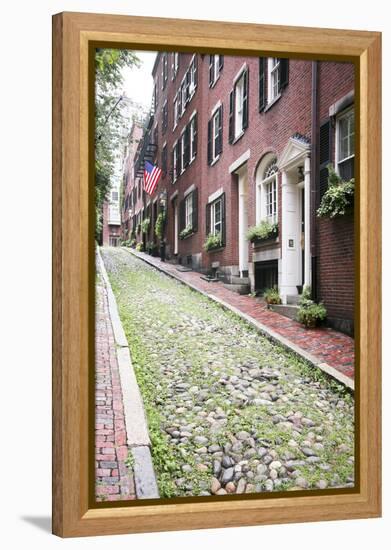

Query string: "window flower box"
[[203, 233, 223, 252], [246, 221, 279, 245]]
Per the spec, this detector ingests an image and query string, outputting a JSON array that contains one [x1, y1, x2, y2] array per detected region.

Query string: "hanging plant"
[[155, 211, 166, 240], [140, 217, 150, 234], [317, 164, 354, 219]]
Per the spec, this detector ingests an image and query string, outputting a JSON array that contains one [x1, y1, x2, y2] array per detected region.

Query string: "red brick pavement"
[[95, 275, 136, 502], [130, 250, 355, 380]]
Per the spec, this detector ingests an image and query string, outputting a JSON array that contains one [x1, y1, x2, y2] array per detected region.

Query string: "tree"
[[95, 49, 141, 242]]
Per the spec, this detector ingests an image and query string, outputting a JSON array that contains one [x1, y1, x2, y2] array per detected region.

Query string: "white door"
[[174, 200, 179, 255]]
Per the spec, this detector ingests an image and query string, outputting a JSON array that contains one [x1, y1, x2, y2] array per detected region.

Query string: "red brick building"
[[122, 53, 355, 335]]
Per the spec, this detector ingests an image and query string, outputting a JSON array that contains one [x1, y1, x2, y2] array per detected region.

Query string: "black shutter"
[[184, 125, 190, 168], [171, 149, 175, 182], [219, 55, 224, 71], [194, 56, 198, 88], [207, 119, 212, 165], [216, 105, 223, 155], [279, 58, 289, 92], [193, 114, 198, 157], [319, 121, 331, 205], [243, 69, 249, 130], [192, 188, 198, 232], [177, 142, 181, 176], [228, 90, 234, 144], [259, 57, 267, 112], [206, 202, 211, 236], [221, 193, 226, 246], [179, 199, 186, 231], [209, 55, 214, 86], [185, 71, 190, 104]]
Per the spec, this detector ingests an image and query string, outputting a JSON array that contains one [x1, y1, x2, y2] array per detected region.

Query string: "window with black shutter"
[[278, 58, 289, 92], [228, 90, 234, 143], [190, 113, 197, 160], [209, 55, 214, 87], [216, 105, 223, 155], [319, 120, 331, 205], [162, 53, 168, 89], [192, 188, 198, 233], [162, 102, 168, 134], [242, 69, 249, 130], [162, 145, 167, 176], [230, 68, 249, 142], [209, 54, 223, 87], [336, 108, 355, 181], [259, 57, 267, 112], [208, 106, 223, 163], [179, 198, 186, 231], [207, 193, 226, 247], [184, 125, 190, 168], [207, 119, 212, 165]]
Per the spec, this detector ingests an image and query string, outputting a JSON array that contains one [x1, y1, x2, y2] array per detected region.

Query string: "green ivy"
[[203, 233, 222, 251], [141, 217, 150, 234], [317, 164, 354, 219], [155, 212, 166, 240]]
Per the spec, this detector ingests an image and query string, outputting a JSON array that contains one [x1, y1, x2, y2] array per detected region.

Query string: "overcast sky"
[[121, 50, 157, 112]]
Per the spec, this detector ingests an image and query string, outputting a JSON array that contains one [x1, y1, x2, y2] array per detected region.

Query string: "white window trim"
[[180, 130, 186, 174], [184, 183, 196, 197], [211, 197, 223, 236], [189, 112, 197, 163], [234, 73, 245, 139], [267, 57, 281, 104], [173, 95, 179, 130], [211, 108, 220, 163], [172, 140, 178, 183], [188, 54, 197, 100], [185, 193, 193, 229], [335, 106, 355, 175], [210, 55, 221, 87], [256, 162, 279, 225], [208, 188, 223, 204]]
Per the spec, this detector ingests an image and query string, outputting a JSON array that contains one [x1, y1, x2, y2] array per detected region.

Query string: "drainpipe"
[[310, 61, 319, 301]]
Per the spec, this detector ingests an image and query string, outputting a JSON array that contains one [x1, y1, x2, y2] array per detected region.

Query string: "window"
[[208, 106, 223, 164], [188, 56, 197, 98], [209, 55, 224, 86], [161, 144, 167, 176], [172, 52, 179, 79], [268, 58, 280, 102], [185, 193, 193, 229], [229, 69, 249, 143], [180, 131, 186, 174], [180, 77, 188, 116], [179, 189, 198, 234], [172, 142, 180, 183], [111, 191, 119, 202], [259, 57, 289, 111], [153, 83, 158, 111], [337, 108, 355, 180], [162, 101, 168, 134], [189, 113, 197, 162], [206, 193, 226, 247], [173, 95, 179, 128], [161, 53, 168, 89], [256, 157, 278, 225]]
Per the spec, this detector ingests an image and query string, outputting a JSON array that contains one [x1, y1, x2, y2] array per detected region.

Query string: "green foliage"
[[179, 225, 193, 240], [317, 164, 354, 219], [94, 49, 140, 242], [155, 212, 166, 240], [297, 286, 327, 328], [246, 220, 278, 243], [124, 451, 135, 469], [203, 233, 222, 251], [135, 242, 144, 252], [141, 217, 151, 234], [146, 241, 158, 255], [263, 286, 282, 305]]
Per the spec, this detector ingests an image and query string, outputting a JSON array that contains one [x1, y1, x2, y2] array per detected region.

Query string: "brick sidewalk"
[[95, 272, 136, 502], [128, 250, 354, 380]]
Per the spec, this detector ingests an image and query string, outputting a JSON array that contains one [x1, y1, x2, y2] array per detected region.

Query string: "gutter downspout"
[[310, 61, 319, 302]]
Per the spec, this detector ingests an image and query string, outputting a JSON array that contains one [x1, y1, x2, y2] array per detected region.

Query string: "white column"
[[304, 155, 311, 288], [280, 170, 301, 303], [238, 167, 249, 276]]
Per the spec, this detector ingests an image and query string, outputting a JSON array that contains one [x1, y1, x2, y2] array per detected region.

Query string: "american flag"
[[143, 161, 162, 195]]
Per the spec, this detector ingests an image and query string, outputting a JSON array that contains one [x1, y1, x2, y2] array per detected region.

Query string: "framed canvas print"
[[52, 12, 381, 537]]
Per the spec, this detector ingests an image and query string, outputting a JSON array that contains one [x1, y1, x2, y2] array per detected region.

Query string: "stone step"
[[269, 303, 299, 321], [286, 294, 301, 305], [226, 275, 250, 285], [223, 283, 250, 295]]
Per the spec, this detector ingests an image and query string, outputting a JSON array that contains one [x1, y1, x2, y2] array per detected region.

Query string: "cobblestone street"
[[100, 247, 355, 498]]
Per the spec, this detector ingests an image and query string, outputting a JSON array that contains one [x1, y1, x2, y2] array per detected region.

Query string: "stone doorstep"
[[97, 248, 160, 499], [269, 303, 299, 321], [125, 248, 354, 392]]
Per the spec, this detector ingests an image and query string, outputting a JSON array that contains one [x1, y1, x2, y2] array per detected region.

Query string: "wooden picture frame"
[[52, 11, 381, 537]]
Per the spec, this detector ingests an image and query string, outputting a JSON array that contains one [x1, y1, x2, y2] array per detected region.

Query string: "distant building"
[[123, 53, 355, 335]]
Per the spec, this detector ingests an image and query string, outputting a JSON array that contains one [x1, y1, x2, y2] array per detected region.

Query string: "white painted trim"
[[208, 187, 224, 204], [229, 149, 250, 173], [184, 183, 196, 197], [170, 190, 178, 201], [335, 106, 355, 174], [329, 90, 354, 117], [211, 99, 222, 115], [233, 62, 247, 84]]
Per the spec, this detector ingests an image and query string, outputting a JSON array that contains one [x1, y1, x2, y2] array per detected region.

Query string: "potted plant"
[[135, 242, 144, 252], [296, 286, 327, 328], [263, 286, 282, 306], [203, 233, 222, 252], [246, 220, 279, 244], [317, 164, 354, 218], [179, 225, 193, 240]]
